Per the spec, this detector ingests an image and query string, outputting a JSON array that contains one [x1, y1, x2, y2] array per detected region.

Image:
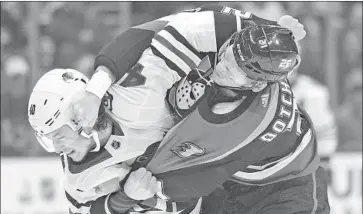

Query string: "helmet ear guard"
[[232, 25, 300, 82]]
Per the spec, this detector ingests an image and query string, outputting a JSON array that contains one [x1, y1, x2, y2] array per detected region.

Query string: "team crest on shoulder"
[[172, 142, 205, 158]]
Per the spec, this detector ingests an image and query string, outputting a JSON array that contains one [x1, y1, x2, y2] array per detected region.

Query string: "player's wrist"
[[86, 67, 114, 99]]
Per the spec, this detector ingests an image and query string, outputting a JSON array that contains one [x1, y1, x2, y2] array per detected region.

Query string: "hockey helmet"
[[227, 25, 301, 82], [28, 68, 94, 152]]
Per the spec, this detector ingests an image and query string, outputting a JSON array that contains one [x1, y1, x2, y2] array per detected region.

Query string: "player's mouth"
[[65, 149, 75, 155]]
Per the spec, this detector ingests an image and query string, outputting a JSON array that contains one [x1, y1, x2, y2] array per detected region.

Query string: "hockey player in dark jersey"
[[84, 5, 328, 214], [27, 4, 329, 214]]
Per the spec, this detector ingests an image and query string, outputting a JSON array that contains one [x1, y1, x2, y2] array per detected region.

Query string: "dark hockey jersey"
[[146, 79, 319, 202]]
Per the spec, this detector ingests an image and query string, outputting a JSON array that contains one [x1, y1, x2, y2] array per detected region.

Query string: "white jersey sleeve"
[[104, 11, 233, 130], [103, 9, 249, 131], [292, 75, 338, 157], [147, 10, 245, 77]]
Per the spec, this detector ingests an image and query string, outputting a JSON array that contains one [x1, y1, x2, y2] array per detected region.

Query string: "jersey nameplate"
[[259, 81, 295, 143]]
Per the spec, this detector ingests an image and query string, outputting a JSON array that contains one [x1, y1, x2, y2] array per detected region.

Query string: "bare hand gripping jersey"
[[62, 114, 166, 214]]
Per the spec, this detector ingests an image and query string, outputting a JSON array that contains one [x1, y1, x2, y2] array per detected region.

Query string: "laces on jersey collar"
[[78, 128, 101, 152]]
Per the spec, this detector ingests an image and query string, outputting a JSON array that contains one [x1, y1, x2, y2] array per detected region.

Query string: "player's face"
[[214, 42, 267, 92], [45, 125, 95, 162]]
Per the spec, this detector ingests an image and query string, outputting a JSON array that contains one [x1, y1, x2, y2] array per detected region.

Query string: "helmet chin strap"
[[80, 130, 101, 152]]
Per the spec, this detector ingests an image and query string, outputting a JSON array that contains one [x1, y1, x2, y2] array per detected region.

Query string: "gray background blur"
[[1, 2, 362, 214]]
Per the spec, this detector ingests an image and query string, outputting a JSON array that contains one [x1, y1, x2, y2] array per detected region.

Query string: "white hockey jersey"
[[63, 14, 181, 214], [63, 115, 167, 213]]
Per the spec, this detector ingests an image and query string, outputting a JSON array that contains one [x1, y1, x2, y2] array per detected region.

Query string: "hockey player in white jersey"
[[28, 68, 167, 213]]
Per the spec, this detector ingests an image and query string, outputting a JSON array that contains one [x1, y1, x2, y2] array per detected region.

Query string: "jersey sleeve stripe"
[[285, 97, 298, 132], [246, 153, 291, 171], [150, 42, 189, 77], [69, 206, 91, 214], [166, 201, 174, 212], [132, 204, 145, 212], [158, 30, 202, 66], [164, 25, 203, 59], [65, 191, 94, 209], [151, 38, 190, 72], [232, 129, 313, 181], [154, 33, 198, 69], [236, 14, 242, 31], [104, 194, 113, 214], [172, 202, 177, 212]]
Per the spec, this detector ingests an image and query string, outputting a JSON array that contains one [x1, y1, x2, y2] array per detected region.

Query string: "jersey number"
[[279, 59, 293, 69], [120, 63, 146, 87]]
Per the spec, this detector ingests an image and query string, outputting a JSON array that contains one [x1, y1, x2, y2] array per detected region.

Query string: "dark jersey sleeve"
[[93, 18, 169, 83], [198, 4, 278, 26], [93, 28, 156, 82]]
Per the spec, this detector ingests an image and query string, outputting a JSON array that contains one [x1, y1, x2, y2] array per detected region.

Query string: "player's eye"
[[55, 135, 65, 140]]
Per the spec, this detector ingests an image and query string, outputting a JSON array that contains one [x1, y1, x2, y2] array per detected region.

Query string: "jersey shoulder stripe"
[[152, 25, 203, 74], [164, 25, 203, 59], [151, 38, 191, 74], [150, 46, 186, 78], [154, 33, 198, 69]]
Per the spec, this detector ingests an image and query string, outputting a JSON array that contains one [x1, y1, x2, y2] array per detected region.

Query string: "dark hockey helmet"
[[231, 25, 301, 82]]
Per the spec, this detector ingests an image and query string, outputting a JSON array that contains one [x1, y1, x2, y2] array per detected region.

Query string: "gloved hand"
[[278, 15, 307, 41], [71, 90, 102, 133], [123, 168, 158, 200]]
